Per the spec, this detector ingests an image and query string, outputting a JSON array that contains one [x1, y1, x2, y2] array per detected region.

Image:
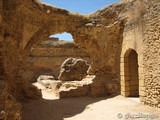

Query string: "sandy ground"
[[22, 85, 160, 120]]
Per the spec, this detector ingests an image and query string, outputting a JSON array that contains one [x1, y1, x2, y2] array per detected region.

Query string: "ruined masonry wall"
[[120, 15, 145, 98], [143, 2, 160, 107], [120, 1, 160, 108], [23, 41, 90, 81]]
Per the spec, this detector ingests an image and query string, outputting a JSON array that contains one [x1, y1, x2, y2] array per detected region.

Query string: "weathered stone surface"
[[0, 1, 126, 111], [0, 81, 22, 120], [0, 0, 159, 119], [119, 0, 160, 108], [58, 75, 95, 98], [142, 1, 160, 107], [38, 75, 54, 81], [37, 75, 54, 88], [23, 38, 90, 81], [58, 58, 90, 81]]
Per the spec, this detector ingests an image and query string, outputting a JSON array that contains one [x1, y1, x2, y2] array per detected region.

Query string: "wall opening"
[[124, 49, 139, 97], [49, 32, 73, 41], [24, 32, 91, 99]]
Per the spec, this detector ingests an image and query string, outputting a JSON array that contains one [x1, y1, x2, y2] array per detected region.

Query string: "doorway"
[[124, 49, 139, 97]]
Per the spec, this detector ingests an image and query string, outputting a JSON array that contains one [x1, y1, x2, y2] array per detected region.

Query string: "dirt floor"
[[22, 95, 160, 120]]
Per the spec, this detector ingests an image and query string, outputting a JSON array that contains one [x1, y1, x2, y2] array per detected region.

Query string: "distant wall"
[[23, 39, 90, 81]]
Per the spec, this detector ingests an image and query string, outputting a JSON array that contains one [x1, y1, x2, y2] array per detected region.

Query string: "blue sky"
[[41, 0, 120, 40]]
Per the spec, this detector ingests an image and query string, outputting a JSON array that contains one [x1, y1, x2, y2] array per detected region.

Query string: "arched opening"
[[49, 32, 73, 41], [24, 32, 91, 100], [124, 49, 139, 97]]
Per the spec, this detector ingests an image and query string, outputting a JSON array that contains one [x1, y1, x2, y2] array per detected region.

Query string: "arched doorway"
[[124, 49, 139, 97]]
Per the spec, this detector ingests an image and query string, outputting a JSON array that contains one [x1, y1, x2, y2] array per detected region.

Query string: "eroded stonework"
[[0, 0, 159, 119], [22, 38, 90, 81], [143, 2, 160, 107], [58, 58, 90, 81]]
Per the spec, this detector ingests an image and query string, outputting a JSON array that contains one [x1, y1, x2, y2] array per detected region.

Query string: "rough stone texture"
[[0, 0, 159, 119], [23, 38, 90, 81], [0, 81, 22, 120], [120, 0, 147, 97], [0, 0, 126, 107], [143, 1, 160, 107], [58, 58, 90, 81], [120, 0, 160, 108], [58, 75, 95, 98]]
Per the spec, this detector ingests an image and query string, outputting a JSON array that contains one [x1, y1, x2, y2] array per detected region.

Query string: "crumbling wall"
[[23, 39, 90, 81], [20, 0, 127, 97], [120, 0, 146, 98], [0, 1, 22, 119], [72, 2, 127, 96], [1, 0, 159, 119], [1, 0, 126, 101], [143, 1, 160, 107], [0, 1, 92, 118], [120, 0, 160, 108], [0, 0, 2, 43]]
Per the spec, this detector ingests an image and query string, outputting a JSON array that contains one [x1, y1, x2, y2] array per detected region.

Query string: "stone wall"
[[23, 38, 90, 81], [120, 0, 146, 98], [120, 0, 160, 108], [143, 1, 160, 107], [0, 1, 91, 119], [120, 11, 145, 97], [0, 0, 160, 119]]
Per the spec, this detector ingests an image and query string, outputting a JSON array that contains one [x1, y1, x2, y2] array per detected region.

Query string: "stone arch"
[[23, 30, 91, 82], [121, 48, 139, 97]]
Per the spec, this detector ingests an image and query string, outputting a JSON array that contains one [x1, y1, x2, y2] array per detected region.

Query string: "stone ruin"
[[0, 0, 160, 119], [58, 58, 90, 81], [22, 37, 90, 81]]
